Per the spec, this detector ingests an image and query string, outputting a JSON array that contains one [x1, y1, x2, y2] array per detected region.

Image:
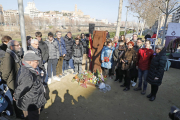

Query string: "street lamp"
[[124, 6, 130, 36]]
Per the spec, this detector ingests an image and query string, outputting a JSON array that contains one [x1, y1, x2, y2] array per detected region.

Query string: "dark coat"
[[39, 39, 49, 63], [64, 35, 74, 60], [1, 50, 21, 90], [0, 44, 7, 51], [81, 38, 89, 54], [112, 48, 126, 73], [72, 43, 83, 58], [133, 45, 143, 52], [146, 48, 167, 86], [121, 48, 137, 70], [145, 34, 151, 40], [14, 61, 46, 111]]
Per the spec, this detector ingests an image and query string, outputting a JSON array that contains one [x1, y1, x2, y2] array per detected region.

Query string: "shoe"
[[53, 76, 61, 81], [47, 78, 52, 84], [59, 74, 63, 78], [134, 87, 142, 91], [114, 79, 119, 81], [16, 114, 25, 119], [149, 96, 156, 101], [120, 84, 125, 87], [73, 72, 77, 75], [123, 88, 130, 91], [141, 90, 146, 95], [147, 94, 152, 98], [132, 82, 136, 87]]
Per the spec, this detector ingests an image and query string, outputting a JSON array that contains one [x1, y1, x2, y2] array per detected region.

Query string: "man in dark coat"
[[35, 32, 49, 64], [14, 51, 46, 120], [144, 32, 151, 40], [146, 46, 166, 101], [72, 38, 83, 74], [1, 40, 24, 119], [63, 32, 74, 74], [0, 35, 12, 51]]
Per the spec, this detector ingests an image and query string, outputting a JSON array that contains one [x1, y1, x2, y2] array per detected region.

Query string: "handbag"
[[104, 48, 112, 62]]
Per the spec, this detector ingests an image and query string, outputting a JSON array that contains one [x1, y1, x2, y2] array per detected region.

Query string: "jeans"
[[63, 60, 69, 71], [69, 59, 74, 69], [47, 59, 58, 78], [138, 68, 148, 90]]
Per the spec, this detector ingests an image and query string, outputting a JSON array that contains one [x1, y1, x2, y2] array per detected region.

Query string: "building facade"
[[25, 1, 39, 18], [172, 9, 180, 23]]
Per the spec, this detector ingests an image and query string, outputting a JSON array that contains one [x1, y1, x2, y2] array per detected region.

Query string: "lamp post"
[[124, 6, 130, 35], [116, 0, 123, 38], [17, 0, 27, 52]]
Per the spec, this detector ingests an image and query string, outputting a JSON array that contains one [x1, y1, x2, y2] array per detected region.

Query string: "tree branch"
[[168, 2, 178, 13], [169, 6, 180, 14], [159, 6, 166, 14]]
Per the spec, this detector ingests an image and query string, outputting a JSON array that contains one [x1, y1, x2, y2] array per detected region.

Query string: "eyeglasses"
[[13, 44, 20, 47]]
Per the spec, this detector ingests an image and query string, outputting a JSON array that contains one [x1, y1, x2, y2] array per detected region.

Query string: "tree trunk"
[[116, 0, 123, 38], [140, 19, 145, 36], [161, 1, 169, 46]]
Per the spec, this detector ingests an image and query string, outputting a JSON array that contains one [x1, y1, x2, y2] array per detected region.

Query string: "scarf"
[[6, 48, 20, 63]]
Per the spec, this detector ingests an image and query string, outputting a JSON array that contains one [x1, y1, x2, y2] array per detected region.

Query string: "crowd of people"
[[101, 34, 167, 100], [0, 31, 89, 120], [0, 31, 167, 120]]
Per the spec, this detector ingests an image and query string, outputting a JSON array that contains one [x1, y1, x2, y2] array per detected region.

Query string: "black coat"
[[146, 48, 167, 86], [14, 61, 46, 111], [39, 39, 49, 63], [145, 34, 151, 40], [0, 44, 7, 51], [64, 35, 74, 60]]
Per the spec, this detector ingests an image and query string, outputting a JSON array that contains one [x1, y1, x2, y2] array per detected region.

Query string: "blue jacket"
[[55, 37, 67, 57], [101, 46, 115, 69]]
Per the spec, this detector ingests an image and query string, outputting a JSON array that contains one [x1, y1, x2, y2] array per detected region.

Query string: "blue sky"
[[1, 0, 138, 23]]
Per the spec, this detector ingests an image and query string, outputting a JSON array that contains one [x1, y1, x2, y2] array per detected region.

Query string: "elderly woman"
[[125, 38, 130, 47], [120, 41, 137, 91], [146, 45, 166, 101], [101, 39, 115, 78]]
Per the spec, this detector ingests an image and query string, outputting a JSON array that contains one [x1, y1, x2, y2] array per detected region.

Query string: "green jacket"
[[1, 52, 21, 90]]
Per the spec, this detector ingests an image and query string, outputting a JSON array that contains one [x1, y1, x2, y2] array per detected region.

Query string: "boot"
[[147, 94, 152, 98], [149, 96, 156, 101]]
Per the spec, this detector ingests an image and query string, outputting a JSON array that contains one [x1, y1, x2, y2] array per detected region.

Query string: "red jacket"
[[151, 34, 156, 38], [137, 48, 154, 70]]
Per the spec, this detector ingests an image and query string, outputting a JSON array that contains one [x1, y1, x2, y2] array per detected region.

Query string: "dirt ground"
[[38, 68, 180, 120], [1, 68, 180, 120]]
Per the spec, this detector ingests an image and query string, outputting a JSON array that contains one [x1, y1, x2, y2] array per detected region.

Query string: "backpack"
[[164, 59, 171, 71]]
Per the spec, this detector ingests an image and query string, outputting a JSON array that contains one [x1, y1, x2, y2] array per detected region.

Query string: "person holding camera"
[[120, 41, 137, 91], [101, 39, 115, 78], [146, 46, 166, 101]]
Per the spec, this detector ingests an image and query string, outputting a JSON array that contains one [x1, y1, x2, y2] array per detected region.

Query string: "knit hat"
[[24, 50, 41, 61]]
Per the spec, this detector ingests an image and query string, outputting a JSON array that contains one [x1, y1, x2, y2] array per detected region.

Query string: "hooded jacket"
[[137, 48, 154, 70], [63, 35, 74, 60], [146, 48, 166, 86], [14, 61, 46, 111], [45, 39, 59, 60]]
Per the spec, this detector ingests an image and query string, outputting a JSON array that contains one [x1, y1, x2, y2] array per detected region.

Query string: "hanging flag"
[[88, 34, 93, 71]]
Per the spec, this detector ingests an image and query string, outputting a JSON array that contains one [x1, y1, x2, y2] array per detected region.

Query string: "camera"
[[124, 60, 128, 65], [169, 106, 180, 120]]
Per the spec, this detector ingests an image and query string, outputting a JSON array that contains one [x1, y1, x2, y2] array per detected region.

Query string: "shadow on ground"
[[39, 68, 180, 120]]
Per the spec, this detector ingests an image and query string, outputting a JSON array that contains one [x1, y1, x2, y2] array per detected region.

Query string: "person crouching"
[[14, 51, 46, 120], [72, 38, 83, 74]]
